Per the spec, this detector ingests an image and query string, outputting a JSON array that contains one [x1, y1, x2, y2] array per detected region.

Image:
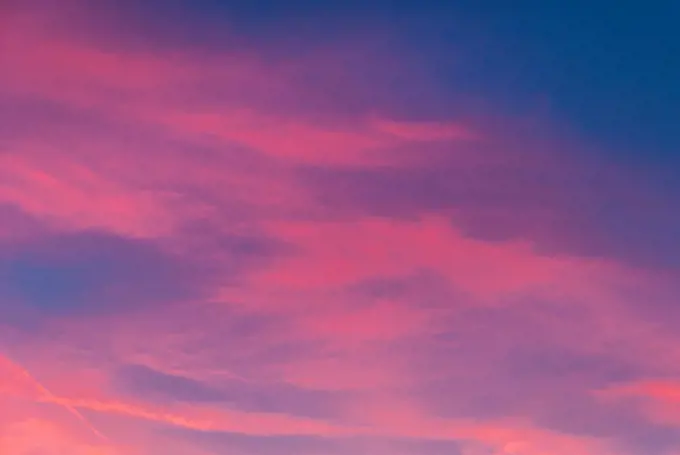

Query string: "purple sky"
[[2, 2, 680, 455]]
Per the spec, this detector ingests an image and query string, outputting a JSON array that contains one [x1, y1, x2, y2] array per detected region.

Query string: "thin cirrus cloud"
[[1, 2, 680, 455]]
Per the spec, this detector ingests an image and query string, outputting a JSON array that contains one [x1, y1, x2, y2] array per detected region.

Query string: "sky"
[[1, 1, 680, 454]]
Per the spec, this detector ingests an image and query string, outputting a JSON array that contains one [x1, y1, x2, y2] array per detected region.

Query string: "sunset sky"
[[1, 1, 680, 454]]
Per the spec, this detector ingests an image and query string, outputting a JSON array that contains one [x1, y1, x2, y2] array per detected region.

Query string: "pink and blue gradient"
[[2, 2, 680, 455]]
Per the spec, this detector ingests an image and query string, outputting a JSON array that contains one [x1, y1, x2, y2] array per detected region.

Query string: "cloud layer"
[[1, 2, 680, 455]]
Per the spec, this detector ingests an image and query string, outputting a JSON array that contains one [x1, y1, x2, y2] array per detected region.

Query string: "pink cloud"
[[596, 380, 680, 430], [252, 216, 579, 300], [0, 154, 179, 238], [0, 419, 120, 455]]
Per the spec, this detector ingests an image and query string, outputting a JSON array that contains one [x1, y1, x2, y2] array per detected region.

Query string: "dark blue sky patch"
[[0, 226, 293, 320], [0, 231, 214, 317]]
